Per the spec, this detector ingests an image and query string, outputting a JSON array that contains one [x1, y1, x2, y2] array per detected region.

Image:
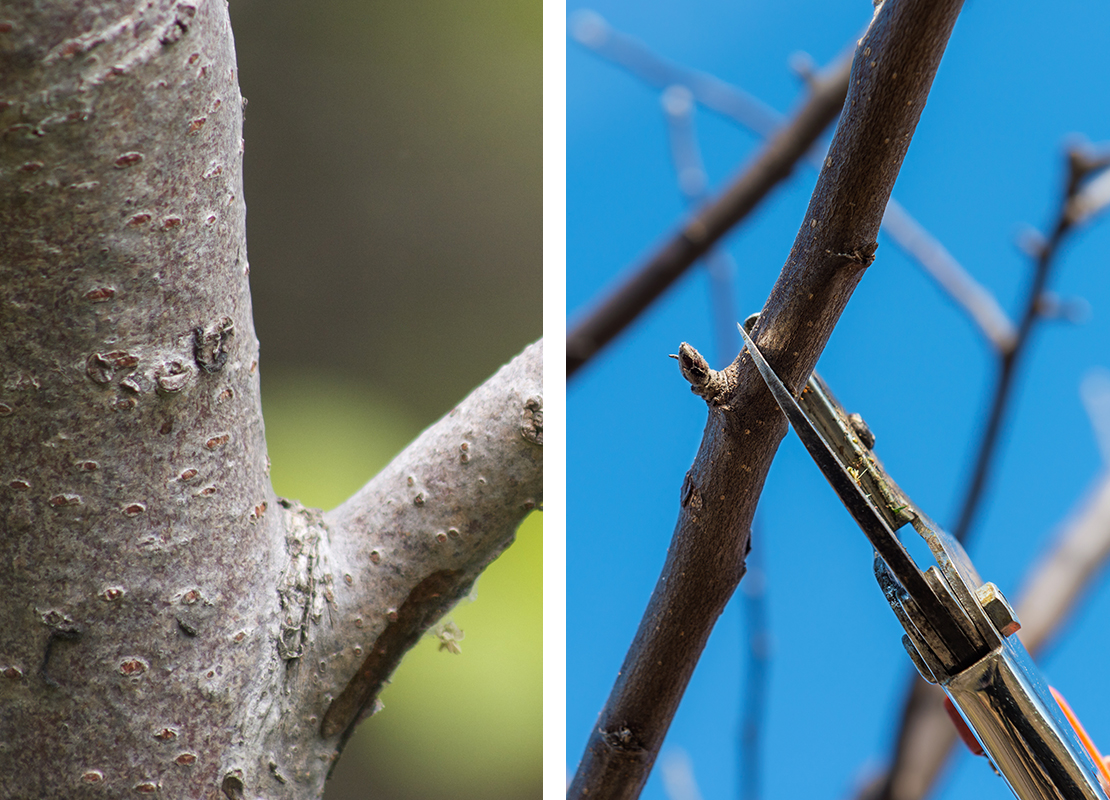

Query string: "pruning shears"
[[737, 323, 1110, 800]]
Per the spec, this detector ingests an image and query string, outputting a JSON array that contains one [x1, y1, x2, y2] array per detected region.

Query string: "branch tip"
[[673, 343, 712, 389], [1067, 142, 1110, 188]]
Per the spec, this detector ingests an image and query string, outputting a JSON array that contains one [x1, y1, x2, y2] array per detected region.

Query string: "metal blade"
[[736, 324, 966, 641], [737, 325, 901, 544]]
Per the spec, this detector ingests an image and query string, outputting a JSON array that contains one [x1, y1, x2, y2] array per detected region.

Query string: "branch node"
[[193, 317, 234, 374], [221, 772, 245, 800], [672, 342, 710, 385], [679, 472, 703, 511], [830, 241, 878, 269], [1066, 142, 1110, 188], [521, 395, 543, 445], [600, 725, 645, 754], [672, 343, 736, 407]]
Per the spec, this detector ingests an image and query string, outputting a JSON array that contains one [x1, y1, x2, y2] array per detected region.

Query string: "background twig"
[[661, 84, 741, 367], [740, 549, 771, 800], [951, 148, 1109, 543], [570, 11, 782, 138], [565, 51, 851, 377], [880, 199, 1016, 352]]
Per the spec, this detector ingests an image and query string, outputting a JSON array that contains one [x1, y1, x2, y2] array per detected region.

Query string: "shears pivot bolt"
[[976, 582, 1021, 638]]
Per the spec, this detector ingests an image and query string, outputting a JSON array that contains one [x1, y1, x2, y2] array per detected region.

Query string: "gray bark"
[[0, 2, 542, 798]]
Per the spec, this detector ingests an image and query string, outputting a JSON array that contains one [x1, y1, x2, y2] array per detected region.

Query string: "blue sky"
[[566, 2, 1110, 799]]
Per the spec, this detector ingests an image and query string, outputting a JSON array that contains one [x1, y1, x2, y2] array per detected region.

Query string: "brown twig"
[[565, 52, 852, 377], [567, 1, 966, 796], [952, 147, 1107, 543]]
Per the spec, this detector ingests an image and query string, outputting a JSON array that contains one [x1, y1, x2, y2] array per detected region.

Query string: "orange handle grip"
[[1049, 688, 1110, 788]]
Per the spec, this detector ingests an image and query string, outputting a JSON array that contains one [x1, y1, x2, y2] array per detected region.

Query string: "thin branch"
[[568, 1, 965, 796], [740, 551, 771, 800], [858, 469, 1110, 800], [952, 146, 1104, 543], [565, 52, 852, 377], [1014, 472, 1110, 653], [570, 11, 782, 138], [661, 84, 742, 367]]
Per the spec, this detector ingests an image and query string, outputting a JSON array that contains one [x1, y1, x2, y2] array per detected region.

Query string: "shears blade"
[[736, 324, 924, 589], [736, 323, 980, 662]]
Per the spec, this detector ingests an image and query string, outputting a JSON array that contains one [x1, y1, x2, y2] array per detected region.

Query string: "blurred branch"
[[565, 48, 851, 377], [1081, 368, 1110, 465], [567, 12, 1010, 376], [1065, 153, 1110, 226], [567, 1, 966, 796], [570, 10, 782, 138], [953, 145, 1110, 543], [660, 749, 707, 800], [1015, 473, 1110, 653], [880, 199, 1016, 352], [740, 555, 771, 800], [859, 469, 1110, 800], [661, 84, 742, 367]]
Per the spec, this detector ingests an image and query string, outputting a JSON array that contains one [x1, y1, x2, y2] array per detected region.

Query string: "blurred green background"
[[227, 1, 541, 798]]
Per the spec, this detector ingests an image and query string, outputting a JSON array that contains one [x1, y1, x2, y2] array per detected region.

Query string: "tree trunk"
[[0, 2, 542, 798]]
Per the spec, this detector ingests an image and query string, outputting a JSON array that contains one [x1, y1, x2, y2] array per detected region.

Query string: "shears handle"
[[948, 689, 1110, 786], [939, 637, 1110, 799]]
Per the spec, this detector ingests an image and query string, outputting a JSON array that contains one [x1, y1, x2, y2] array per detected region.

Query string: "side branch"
[[568, 0, 964, 797], [317, 340, 542, 748], [953, 149, 1107, 542]]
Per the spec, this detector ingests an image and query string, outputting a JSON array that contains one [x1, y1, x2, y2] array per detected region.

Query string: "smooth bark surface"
[[0, 3, 541, 798], [569, 0, 964, 796]]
